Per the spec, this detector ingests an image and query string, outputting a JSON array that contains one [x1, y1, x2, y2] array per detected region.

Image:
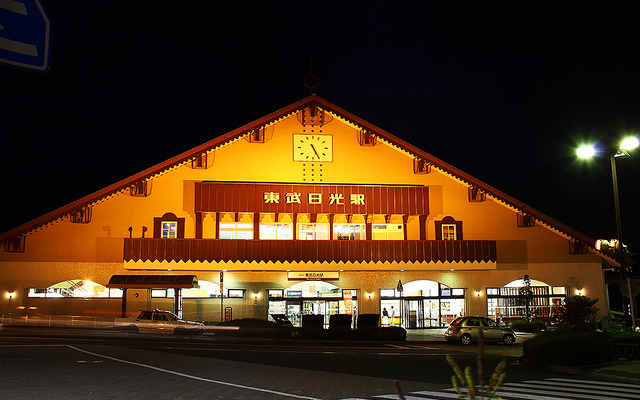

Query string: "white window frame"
[[441, 224, 457, 240], [161, 221, 177, 238]]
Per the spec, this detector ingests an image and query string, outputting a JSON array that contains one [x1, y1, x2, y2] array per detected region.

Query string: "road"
[[1, 327, 637, 399]]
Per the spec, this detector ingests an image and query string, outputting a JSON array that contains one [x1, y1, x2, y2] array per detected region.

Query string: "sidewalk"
[[405, 329, 640, 382]]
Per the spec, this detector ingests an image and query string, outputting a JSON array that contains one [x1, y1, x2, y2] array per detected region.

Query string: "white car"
[[114, 310, 204, 335]]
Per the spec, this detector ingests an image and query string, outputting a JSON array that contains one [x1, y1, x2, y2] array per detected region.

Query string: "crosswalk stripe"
[[359, 377, 640, 400], [443, 387, 571, 400], [376, 392, 455, 399], [546, 377, 640, 389], [509, 380, 640, 395], [503, 383, 638, 399]]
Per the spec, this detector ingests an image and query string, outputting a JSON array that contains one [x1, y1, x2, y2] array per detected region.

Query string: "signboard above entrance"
[[288, 271, 340, 281], [195, 182, 429, 215]]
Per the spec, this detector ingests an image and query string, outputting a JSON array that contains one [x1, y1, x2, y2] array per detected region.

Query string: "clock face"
[[293, 134, 333, 162]]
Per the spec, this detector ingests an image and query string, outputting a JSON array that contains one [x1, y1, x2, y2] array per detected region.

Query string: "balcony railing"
[[124, 238, 497, 264]]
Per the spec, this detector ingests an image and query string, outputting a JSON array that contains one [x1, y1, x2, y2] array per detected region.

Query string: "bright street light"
[[620, 137, 640, 151], [577, 136, 638, 327], [576, 144, 596, 158]]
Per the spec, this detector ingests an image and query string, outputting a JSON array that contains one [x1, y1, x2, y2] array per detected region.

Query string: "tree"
[[553, 295, 599, 325]]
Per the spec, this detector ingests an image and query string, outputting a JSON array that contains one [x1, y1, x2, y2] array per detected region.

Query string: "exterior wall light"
[[576, 289, 584, 296], [475, 291, 481, 297]]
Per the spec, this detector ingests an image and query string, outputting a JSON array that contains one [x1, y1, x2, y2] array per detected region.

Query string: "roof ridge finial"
[[304, 56, 319, 94]]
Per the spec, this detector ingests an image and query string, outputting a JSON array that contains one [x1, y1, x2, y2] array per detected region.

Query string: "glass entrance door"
[[403, 299, 425, 328]]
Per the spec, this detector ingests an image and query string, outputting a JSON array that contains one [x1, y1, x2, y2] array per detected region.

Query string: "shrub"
[[607, 320, 640, 344], [522, 330, 613, 366], [553, 295, 599, 325], [510, 319, 547, 333]]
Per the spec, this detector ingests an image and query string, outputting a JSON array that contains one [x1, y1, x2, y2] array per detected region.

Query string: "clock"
[[293, 134, 333, 162]]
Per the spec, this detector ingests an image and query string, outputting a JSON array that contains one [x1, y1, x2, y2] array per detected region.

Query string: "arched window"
[[28, 280, 121, 298], [435, 216, 463, 240], [154, 212, 185, 238], [487, 278, 567, 323]]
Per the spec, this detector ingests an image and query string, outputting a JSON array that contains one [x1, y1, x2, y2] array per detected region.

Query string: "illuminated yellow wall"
[[0, 109, 607, 317]]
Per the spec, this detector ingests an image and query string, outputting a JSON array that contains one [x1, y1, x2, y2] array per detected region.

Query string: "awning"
[[107, 275, 198, 289]]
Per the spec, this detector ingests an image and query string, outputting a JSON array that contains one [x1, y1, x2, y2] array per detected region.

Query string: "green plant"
[[446, 330, 507, 399], [553, 295, 599, 325], [522, 330, 613, 366], [446, 355, 507, 399]]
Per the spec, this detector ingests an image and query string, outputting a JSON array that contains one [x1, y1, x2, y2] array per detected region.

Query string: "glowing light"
[[576, 144, 596, 158], [620, 137, 639, 151], [475, 291, 481, 297]]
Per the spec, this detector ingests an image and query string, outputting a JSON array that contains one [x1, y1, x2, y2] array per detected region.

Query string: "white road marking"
[[67, 345, 322, 400]]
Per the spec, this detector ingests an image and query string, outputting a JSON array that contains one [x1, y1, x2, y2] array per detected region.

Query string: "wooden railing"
[[124, 239, 497, 264]]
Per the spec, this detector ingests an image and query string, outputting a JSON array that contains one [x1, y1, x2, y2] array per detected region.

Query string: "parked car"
[[114, 310, 204, 335], [444, 316, 516, 345]]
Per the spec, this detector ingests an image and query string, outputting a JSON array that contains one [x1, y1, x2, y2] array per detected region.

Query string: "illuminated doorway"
[[268, 281, 357, 328], [380, 280, 465, 328]]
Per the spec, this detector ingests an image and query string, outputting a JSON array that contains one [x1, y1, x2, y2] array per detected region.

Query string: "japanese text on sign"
[[264, 192, 365, 205]]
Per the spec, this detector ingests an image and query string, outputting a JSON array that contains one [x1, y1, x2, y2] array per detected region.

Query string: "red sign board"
[[195, 182, 429, 215]]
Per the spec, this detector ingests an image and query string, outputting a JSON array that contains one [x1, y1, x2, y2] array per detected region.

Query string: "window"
[[435, 216, 462, 240], [161, 221, 177, 238], [260, 224, 292, 240], [333, 224, 365, 240], [372, 224, 404, 240], [298, 224, 329, 240], [154, 213, 184, 238], [442, 224, 457, 240], [268, 289, 284, 298], [220, 223, 253, 239], [227, 289, 245, 298], [28, 280, 121, 298]]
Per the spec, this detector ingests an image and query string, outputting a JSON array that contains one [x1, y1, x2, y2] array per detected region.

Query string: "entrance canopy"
[[107, 275, 198, 289]]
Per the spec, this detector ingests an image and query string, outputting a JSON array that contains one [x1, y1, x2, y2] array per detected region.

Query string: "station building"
[[0, 95, 612, 327]]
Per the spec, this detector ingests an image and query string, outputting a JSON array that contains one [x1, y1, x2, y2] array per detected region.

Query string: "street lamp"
[[577, 136, 639, 327]]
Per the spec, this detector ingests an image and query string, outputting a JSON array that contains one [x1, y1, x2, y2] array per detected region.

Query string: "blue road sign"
[[0, 0, 51, 71]]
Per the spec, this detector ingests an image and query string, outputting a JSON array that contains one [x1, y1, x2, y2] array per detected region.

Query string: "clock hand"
[[310, 143, 320, 158]]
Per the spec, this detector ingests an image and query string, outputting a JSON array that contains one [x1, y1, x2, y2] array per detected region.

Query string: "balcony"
[[124, 239, 497, 264]]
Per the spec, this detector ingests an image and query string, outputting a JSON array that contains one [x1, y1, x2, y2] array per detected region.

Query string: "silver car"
[[444, 316, 516, 345], [114, 310, 204, 335]]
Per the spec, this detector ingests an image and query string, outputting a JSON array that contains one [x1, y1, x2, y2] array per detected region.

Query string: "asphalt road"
[[0, 327, 627, 400]]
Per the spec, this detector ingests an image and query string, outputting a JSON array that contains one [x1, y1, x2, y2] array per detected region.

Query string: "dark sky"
[[2, 2, 640, 254]]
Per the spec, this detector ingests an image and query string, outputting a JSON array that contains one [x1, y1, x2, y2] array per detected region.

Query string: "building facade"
[[0, 96, 611, 328]]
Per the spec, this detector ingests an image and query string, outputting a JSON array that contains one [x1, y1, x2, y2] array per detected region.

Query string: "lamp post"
[[577, 137, 639, 327]]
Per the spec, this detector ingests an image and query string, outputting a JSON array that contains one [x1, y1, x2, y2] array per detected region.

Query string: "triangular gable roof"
[[0, 95, 607, 260]]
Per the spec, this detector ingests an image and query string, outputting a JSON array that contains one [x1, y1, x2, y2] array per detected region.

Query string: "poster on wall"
[[343, 290, 353, 315]]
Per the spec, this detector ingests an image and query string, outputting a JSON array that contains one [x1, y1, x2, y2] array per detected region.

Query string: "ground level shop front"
[[11, 266, 584, 328]]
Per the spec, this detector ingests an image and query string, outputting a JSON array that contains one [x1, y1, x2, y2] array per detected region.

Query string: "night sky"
[[2, 2, 640, 256]]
